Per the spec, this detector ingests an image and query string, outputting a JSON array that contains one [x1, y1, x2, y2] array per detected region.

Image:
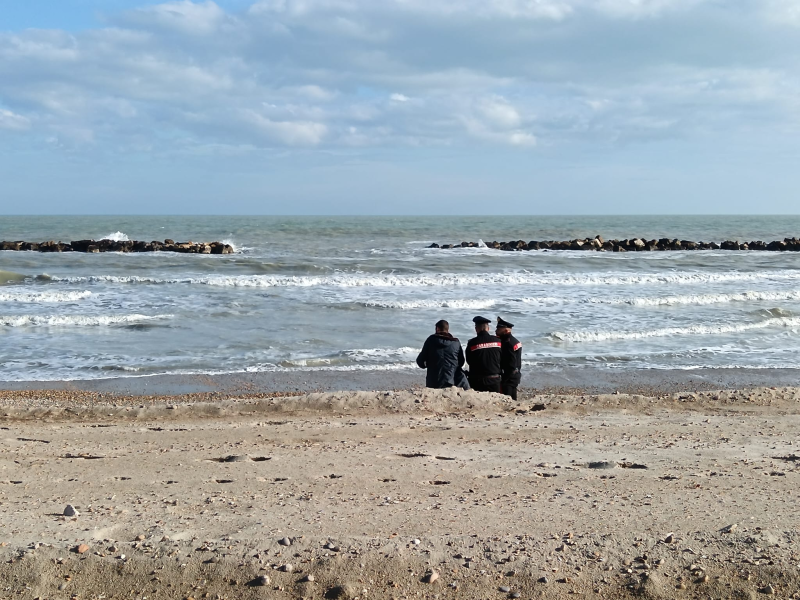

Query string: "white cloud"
[[0, 0, 798, 153], [243, 110, 328, 145], [125, 0, 228, 34], [0, 108, 30, 131]]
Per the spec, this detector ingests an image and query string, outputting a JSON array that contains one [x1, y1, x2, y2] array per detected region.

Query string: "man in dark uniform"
[[465, 316, 502, 393], [496, 316, 522, 400], [416, 319, 469, 389]]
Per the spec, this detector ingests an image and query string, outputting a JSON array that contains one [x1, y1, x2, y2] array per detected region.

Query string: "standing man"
[[416, 320, 469, 389], [496, 316, 522, 400], [465, 316, 502, 393]]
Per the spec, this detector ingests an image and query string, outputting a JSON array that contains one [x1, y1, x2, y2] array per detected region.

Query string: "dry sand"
[[2, 386, 800, 599]]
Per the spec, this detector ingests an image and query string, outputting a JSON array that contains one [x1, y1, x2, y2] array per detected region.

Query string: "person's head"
[[472, 316, 491, 332], [495, 317, 514, 337], [435, 319, 449, 334]]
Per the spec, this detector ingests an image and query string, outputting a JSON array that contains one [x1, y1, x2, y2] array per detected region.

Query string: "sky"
[[1, 0, 800, 215]]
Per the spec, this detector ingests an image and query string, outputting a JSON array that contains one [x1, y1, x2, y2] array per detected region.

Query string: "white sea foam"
[[362, 299, 500, 310], [551, 316, 800, 343], [0, 314, 173, 327], [101, 231, 130, 242], [595, 290, 800, 307], [220, 238, 239, 253], [0, 290, 92, 303], [49, 269, 800, 289]]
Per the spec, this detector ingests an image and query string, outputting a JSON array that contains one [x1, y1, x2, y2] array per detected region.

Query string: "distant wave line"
[[550, 316, 800, 343], [0, 314, 173, 327], [47, 269, 800, 289]]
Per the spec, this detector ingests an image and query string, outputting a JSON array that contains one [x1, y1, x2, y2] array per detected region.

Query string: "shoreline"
[[2, 366, 800, 398]]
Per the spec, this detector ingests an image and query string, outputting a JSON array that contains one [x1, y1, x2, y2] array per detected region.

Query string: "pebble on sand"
[[760, 584, 775, 595], [280, 564, 294, 573], [74, 544, 90, 554], [255, 575, 270, 586], [278, 537, 292, 546], [423, 570, 439, 584], [63, 505, 78, 517]]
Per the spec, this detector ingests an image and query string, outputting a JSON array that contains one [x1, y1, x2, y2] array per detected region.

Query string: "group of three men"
[[415, 316, 522, 400]]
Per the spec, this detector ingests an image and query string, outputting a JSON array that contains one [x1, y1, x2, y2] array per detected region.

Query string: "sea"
[[2, 215, 800, 382]]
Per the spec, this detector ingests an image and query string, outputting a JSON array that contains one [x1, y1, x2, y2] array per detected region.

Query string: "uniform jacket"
[[500, 334, 522, 384], [465, 331, 502, 379], [416, 333, 466, 388]]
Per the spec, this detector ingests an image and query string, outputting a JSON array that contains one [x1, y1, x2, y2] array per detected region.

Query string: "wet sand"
[[3, 366, 800, 396], [1, 374, 800, 599]]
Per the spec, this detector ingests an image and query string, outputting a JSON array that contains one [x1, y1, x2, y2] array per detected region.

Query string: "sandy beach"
[[2, 375, 800, 599]]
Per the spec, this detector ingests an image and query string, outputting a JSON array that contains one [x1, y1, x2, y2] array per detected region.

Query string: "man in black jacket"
[[496, 316, 522, 400], [465, 316, 502, 393], [416, 320, 469, 389]]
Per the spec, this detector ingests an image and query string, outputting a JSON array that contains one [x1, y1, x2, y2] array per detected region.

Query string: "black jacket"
[[465, 331, 502, 379], [500, 333, 522, 384], [416, 333, 466, 388]]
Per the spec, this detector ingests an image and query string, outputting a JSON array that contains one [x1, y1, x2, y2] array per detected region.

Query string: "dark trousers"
[[502, 373, 521, 400], [470, 375, 502, 393], [502, 382, 518, 400]]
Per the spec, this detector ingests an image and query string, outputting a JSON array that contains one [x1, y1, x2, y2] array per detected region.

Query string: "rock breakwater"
[[0, 238, 234, 254], [429, 235, 800, 252]]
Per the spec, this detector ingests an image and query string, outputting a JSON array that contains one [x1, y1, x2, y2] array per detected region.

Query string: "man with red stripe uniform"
[[465, 316, 502, 393], [496, 316, 522, 400]]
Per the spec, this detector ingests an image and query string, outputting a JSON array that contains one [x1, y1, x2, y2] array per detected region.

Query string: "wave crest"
[[47, 269, 800, 289], [101, 231, 130, 242], [0, 314, 173, 327], [0, 290, 92, 303], [551, 316, 800, 343]]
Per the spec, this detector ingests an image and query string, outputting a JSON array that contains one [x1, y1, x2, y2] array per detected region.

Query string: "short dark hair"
[[435, 319, 449, 332]]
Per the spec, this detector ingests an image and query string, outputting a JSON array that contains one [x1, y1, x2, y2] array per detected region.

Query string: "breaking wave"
[[101, 231, 130, 242], [48, 269, 800, 289], [0, 290, 92, 303], [601, 290, 800, 307], [0, 314, 173, 327], [550, 316, 800, 342], [362, 299, 500, 310]]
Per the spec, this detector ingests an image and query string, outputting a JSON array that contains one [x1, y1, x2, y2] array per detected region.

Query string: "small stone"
[[412, 539, 421, 545], [278, 537, 292, 547], [302, 574, 315, 583], [760, 584, 775, 595], [499, 586, 511, 593], [697, 574, 708, 583], [677, 582, 686, 590], [136, 535, 146, 541], [75, 544, 90, 554], [664, 533, 675, 544], [722, 524, 738, 534], [255, 575, 270, 586], [538, 576, 548, 584], [423, 570, 439, 584], [64, 505, 78, 517], [511, 593, 521, 599], [280, 564, 294, 573]]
